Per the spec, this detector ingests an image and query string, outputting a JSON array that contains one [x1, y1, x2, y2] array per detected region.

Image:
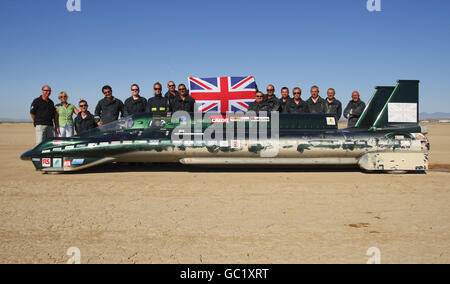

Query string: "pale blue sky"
[[0, 0, 449, 119]]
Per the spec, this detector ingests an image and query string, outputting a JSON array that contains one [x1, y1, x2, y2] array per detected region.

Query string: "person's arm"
[[30, 100, 36, 123], [73, 106, 80, 115], [54, 110, 60, 135], [95, 101, 102, 126], [343, 103, 350, 119], [74, 117, 79, 134]]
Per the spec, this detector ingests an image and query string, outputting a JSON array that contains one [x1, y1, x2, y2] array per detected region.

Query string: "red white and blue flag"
[[188, 76, 257, 113]]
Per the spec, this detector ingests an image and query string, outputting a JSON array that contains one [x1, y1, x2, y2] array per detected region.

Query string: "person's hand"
[[97, 121, 103, 126], [55, 128, 61, 135]]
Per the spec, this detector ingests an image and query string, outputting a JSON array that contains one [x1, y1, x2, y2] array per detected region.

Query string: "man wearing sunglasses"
[[265, 85, 281, 111], [171, 84, 196, 112], [147, 82, 169, 115], [74, 100, 97, 135], [164, 81, 179, 112], [30, 85, 59, 145], [248, 91, 270, 112], [286, 87, 309, 113], [124, 84, 147, 116], [94, 85, 124, 126]]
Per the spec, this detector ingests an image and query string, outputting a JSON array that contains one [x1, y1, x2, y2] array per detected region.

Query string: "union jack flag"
[[188, 76, 257, 113]]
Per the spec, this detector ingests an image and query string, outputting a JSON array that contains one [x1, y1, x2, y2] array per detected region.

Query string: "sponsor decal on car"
[[72, 159, 85, 165], [326, 117, 336, 126], [42, 150, 51, 154], [149, 140, 159, 146], [123, 141, 133, 145], [250, 117, 270, 122], [53, 141, 64, 146], [42, 158, 51, 168], [211, 115, 230, 124], [65, 145, 75, 150], [87, 143, 97, 148], [231, 140, 241, 149], [53, 158, 62, 168], [230, 116, 250, 122], [63, 160, 71, 168], [32, 158, 41, 162], [53, 148, 62, 152]]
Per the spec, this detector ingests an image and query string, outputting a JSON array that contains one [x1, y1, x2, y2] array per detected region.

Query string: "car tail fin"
[[355, 80, 420, 130]]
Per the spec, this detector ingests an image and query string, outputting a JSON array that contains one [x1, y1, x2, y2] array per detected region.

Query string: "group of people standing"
[[30, 82, 366, 145], [29, 82, 195, 144], [248, 85, 366, 128]]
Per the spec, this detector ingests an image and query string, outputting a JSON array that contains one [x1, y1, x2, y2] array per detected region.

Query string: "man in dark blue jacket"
[[147, 82, 169, 115]]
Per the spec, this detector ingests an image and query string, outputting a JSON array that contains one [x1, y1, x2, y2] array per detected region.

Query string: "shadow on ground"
[[47, 163, 431, 175]]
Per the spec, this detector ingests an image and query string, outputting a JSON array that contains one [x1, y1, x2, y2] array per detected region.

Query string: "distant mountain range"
[[0, 118, 32, 122], [419, 112, 450, 120]]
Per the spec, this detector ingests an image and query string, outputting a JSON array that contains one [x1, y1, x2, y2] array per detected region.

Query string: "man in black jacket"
[[74, 100, 97, 134], [171, 84, 196, 113], [165, 81, 179, 112], [124, 84, 147, 116], [279, 87, 292, 113], [344, 91, 366, 128], [306, 86, 326, 114], [324, 88, 342, 121], [147, 82, 169, 115], [248, 92, 270, 112], [95, 85, 124, 126], [286, 87, 309, 113], [265, 85, 281, 112]]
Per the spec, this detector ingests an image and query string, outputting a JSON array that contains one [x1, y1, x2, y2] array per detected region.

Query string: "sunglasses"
[[79, 104, 88, 107], [293, 92, 301, 95], [131, 89, 139, 91], [43, 90, 51, 92], [179, 88, 186, 91], [168, 85, 175, 87], [267, 89, 275, 92], [256, 96, 264, 98], [154, 88, 162, 90]]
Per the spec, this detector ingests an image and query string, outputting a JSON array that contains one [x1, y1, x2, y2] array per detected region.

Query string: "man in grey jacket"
[[95, 85, 124, 126], [344, 91, 366, 128]]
